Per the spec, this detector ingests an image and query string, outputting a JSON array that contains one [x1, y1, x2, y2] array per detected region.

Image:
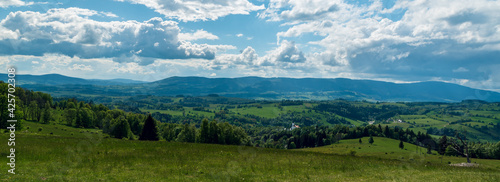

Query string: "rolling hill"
[[2, 74, 500, 102]]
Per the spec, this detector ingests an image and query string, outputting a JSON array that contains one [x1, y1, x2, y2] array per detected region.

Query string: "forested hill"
[[2, 74, 500, 102], [0, 73, 144, 86]]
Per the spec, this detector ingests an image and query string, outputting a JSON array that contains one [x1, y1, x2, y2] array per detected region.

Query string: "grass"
[[230, 106, 282, 118], [1, 122, 499, 181], [300, 137, 500, 169]]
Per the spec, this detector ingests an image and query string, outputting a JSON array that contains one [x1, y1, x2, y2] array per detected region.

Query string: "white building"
[[290, 123, 300, 130]]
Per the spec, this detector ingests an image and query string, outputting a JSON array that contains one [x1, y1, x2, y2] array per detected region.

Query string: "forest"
[[1, 81, 500, 160]]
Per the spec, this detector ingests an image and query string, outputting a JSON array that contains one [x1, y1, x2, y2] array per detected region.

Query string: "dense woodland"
[[1, 82, 500, 160]]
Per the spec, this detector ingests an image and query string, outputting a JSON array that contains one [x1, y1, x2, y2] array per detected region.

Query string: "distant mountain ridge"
[[2, 73, 500, 102], [0, 73, 145, 86]]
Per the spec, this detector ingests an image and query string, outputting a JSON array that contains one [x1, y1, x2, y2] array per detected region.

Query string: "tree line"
[[0, 82, 248, 146], [2, 81, 499, 161]]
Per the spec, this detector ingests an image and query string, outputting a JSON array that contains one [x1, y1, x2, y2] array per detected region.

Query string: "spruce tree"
[[399, 140, 404, 149], [369, 135, 374, 145], [359, 138, 362, 144], [139, 114, 160, 141]]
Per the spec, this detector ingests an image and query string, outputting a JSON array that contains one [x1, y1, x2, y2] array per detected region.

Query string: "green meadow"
[[1, 122, 499, 181]]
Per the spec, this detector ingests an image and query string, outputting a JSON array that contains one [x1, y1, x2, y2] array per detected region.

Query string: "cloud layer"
[[116, 0, 264, 22], [258, 0, 500, 91], [0, 8, 232, 62], [2, 0, 500, 92]]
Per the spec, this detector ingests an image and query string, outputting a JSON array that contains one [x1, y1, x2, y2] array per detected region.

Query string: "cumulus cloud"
[[0, 0, 32, 8], [263, 40, 306, 64], [179, 29, 219, 41], [116, 0, 264, 22], [263, 0, 500, 85], [210, 41, 312, 74], [259, 0, 343, 22], [0, 8, 233, 63]]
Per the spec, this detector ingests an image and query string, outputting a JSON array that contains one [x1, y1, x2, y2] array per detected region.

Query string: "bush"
[[348, 149, 357, 156], [38, 127, 43, 132]]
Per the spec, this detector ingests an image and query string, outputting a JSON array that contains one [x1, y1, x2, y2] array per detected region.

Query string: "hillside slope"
[[1, 123, 499, 181], [3, 74, 500, 102]]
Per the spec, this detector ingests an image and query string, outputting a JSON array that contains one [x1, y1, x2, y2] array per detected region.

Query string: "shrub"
[[348, 149, 357, 156], [38, 127, 43, 132]]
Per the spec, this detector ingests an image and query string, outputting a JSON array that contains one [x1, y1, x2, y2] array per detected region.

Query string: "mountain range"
[[2, 73, 500, 102]]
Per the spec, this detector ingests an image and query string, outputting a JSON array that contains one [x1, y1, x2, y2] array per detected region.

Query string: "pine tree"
[[139, 114, 160, 141], [399, 140, 404, 149], [369, 135, 374, 145]]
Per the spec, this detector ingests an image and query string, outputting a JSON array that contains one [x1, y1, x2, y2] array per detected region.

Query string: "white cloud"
[[0, 8, 234, 63], [69, 64, 94, 71], [116, 0, 264, 22], [262, 40, 306, 64], [179, 29, 219, 41], [263, 0, 500, 84], [211, 41, 312, 74], [0, 0, 32, 8], [453, 67, 469, 73], [100, 11, 119, 18], [236, 33, 244, 37]]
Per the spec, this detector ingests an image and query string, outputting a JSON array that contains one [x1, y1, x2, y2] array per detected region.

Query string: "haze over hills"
[[0, 73, 145, 86], [2, 73, 500, 102]]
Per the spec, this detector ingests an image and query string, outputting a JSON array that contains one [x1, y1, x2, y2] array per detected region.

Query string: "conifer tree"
[[369, 135, 374, 145], [139, 114, 160, 141], [359, 138, 362, 144], [399, 140, 404, 149]]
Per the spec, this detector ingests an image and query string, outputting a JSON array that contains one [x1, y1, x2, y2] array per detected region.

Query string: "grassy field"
[[300, 137, 500, 168], [132, 98, 500, 143], [1, 122, 499, 181]]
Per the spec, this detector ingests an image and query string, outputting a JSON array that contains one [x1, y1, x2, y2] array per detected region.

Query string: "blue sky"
[[1, 0, 500, 92]]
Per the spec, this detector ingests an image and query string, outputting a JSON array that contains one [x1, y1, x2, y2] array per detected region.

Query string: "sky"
[[1, 0, 500, 92]]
